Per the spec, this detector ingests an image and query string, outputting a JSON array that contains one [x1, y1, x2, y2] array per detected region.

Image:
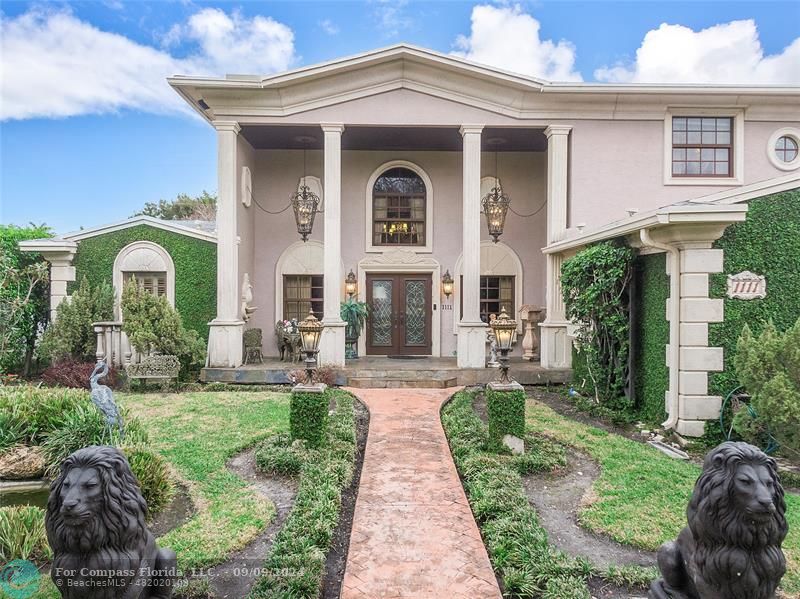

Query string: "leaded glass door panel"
[[366, 273, 432, 355]]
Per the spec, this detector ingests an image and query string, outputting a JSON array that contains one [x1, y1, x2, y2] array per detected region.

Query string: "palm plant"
[[340, 299, 369, 359]]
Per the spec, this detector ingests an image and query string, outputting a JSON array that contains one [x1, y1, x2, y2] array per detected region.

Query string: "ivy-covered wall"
[[632, 252, 670, 424], [709, 188, 800, 397], [72, 225, 217, 339]]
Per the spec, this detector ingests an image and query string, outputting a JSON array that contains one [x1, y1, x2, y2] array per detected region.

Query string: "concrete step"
[[347, 377, 458, 389]]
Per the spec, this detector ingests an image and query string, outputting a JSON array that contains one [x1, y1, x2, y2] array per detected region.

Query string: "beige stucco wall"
[[568, 119, 800, 226], [246, 148, 546, 357]]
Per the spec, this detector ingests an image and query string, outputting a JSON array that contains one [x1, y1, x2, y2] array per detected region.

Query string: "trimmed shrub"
[[41, 358, 119, 389], [255, 433, 308, 475], [442, 390, 593, 597], [124, 446, 174, 515], [38, 276, 114, 362], [41, 403, 110, 477], [121, 279, 206, 375], [486, 385, 526, 446], [251, 391, 357, 598], [290, 389, 329, 449], [0, 505, 51, 563], [733, 319, 800, 452]]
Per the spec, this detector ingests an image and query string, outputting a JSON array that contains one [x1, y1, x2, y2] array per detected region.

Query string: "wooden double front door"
[[365, 273, 432, 356]]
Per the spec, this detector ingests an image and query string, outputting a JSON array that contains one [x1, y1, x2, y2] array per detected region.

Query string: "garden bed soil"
[[207, 448, 299, 599], [322, 397, 370, 599], [149, 482, 195, 537]]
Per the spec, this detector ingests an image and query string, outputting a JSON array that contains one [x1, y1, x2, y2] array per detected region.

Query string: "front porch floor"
[[200, 356, 571, 388]]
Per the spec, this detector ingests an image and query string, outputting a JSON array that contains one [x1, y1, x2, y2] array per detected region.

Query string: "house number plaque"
[[726, 271, 766, 300]]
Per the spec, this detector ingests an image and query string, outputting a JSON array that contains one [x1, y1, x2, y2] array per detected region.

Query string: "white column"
[[540, 125, 572, 369], [206, 120, 244, 368], [47, 251, 77, 319], [458, 124, 488, 368], [318, 123, 346, 367]]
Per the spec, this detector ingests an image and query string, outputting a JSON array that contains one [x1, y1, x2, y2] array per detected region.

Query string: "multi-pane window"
[[372, 167, 426, 246], [672, 117, 733, 177], [460, 276, 515, 324], [124, 272, 166, 297], [283, 275, 323, 321], [776, 135, 799, 163]]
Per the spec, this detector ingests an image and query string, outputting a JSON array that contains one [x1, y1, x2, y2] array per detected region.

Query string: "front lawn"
[[526, 396, 800, 595]]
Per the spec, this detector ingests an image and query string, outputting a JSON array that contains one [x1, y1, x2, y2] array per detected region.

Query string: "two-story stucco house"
[[27, 44, 800, 436]]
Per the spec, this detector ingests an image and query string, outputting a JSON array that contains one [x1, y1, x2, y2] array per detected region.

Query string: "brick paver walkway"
[[341, 388, 502, 599]]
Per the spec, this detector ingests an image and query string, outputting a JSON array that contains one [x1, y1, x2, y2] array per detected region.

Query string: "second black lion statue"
[[45, 446, 177, 599], [650, 441, 788, 599]]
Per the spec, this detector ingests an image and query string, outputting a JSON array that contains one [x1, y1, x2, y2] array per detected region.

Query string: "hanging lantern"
[[291, 185, 320, 242], [481, 186, 510, 243], [482, 138, 511, 243]]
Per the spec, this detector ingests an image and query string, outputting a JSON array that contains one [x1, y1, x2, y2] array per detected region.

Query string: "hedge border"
[[290, 389, 330, 449], [486, 385, 526, 444]]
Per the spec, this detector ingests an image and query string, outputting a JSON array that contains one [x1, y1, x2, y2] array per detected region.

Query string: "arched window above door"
[[366, 161, 433, 253]]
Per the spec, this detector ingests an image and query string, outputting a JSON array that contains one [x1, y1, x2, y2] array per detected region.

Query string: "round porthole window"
[[767, 128, 800, 171]]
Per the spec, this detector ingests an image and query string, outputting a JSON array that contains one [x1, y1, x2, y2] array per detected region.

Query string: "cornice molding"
[[212, 120, 241, 134], [544, 125, 572, 138], [459, 124, 484, 137]]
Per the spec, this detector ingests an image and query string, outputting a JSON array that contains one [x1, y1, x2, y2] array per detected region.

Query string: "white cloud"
[[0, 7, 297, 120], [373, 0, 412, 38], [452, 3, 581, 82], [319, 19, 339, 36], [595, 20, 800, 84]]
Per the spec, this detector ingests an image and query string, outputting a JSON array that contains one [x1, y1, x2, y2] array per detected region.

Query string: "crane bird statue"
[[90, 360, 124, 439]]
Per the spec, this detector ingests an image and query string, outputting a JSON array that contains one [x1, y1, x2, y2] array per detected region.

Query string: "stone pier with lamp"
[[486, 307, 526, 454]]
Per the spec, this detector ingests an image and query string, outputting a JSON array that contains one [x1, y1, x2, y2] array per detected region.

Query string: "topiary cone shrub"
[[486, 386, 526, 447], [290, 389, 329, 449]]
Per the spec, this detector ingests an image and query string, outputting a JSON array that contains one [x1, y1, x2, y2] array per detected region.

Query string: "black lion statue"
[[650, 441, 788, 599], [45, 446, 177, 598]]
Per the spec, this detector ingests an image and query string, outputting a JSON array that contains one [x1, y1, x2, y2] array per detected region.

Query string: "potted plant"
[[340, 299, 369, 359]]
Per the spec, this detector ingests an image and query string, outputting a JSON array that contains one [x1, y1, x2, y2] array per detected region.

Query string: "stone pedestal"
[[458, 322, 488, 368], [519, 305, 545, 362], [207, 320, 244, 368]]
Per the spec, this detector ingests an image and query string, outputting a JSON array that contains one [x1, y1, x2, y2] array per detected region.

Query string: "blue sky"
[[2, 1, 799, 232]]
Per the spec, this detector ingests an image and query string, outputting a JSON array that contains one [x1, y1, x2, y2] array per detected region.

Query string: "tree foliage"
[[121, 279, 205, 372], [0, 224, 52, 375], [38, 277, 114, 362], [733, 319, 800, 453], [133, 191, 217, 221], [562, 241, 634, 409]]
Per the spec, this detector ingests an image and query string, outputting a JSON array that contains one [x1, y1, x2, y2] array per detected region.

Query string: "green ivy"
[[289, 389, 330, 449], [486, 385, 526, 445], [72, 224, 216, 339], [632, 253, 669, 425], [709, 188, 800, 400], [562, 241, 634, 410]]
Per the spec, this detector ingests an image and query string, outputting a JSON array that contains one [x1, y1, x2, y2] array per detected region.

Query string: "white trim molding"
[[766, 127, 800, 171], [365, 159, 434, 253], [62, 215, 217, 243], [663, 107, 745, 186], [356, 249, 442, 357], [112, 241, 175, 318], [453, 240, 524, 335]]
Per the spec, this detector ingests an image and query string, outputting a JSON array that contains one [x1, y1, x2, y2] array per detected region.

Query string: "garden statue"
[[486, 313, 499, 367], [90, 360, 123, 438], [241, 272, 258, 322], [46, 446, 177, 598], [650, 441, 787, 599]]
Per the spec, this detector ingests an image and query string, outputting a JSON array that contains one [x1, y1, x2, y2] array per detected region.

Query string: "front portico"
[[171, 46, 575, 371]]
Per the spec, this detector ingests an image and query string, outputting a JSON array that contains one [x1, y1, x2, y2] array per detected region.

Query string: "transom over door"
[[366, 273, 432, 356]]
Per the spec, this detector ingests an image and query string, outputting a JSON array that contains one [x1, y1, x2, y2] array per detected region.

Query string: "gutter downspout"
[[639, 229, 681, 430]]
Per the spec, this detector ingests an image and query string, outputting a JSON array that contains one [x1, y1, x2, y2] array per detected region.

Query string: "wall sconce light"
[[441, 270, 454, 298], [345, 269, 358, 298]]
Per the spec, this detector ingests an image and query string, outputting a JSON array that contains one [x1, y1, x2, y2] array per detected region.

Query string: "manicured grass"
[[526, 396, 800, 595], [124, 391, 290, 568]]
